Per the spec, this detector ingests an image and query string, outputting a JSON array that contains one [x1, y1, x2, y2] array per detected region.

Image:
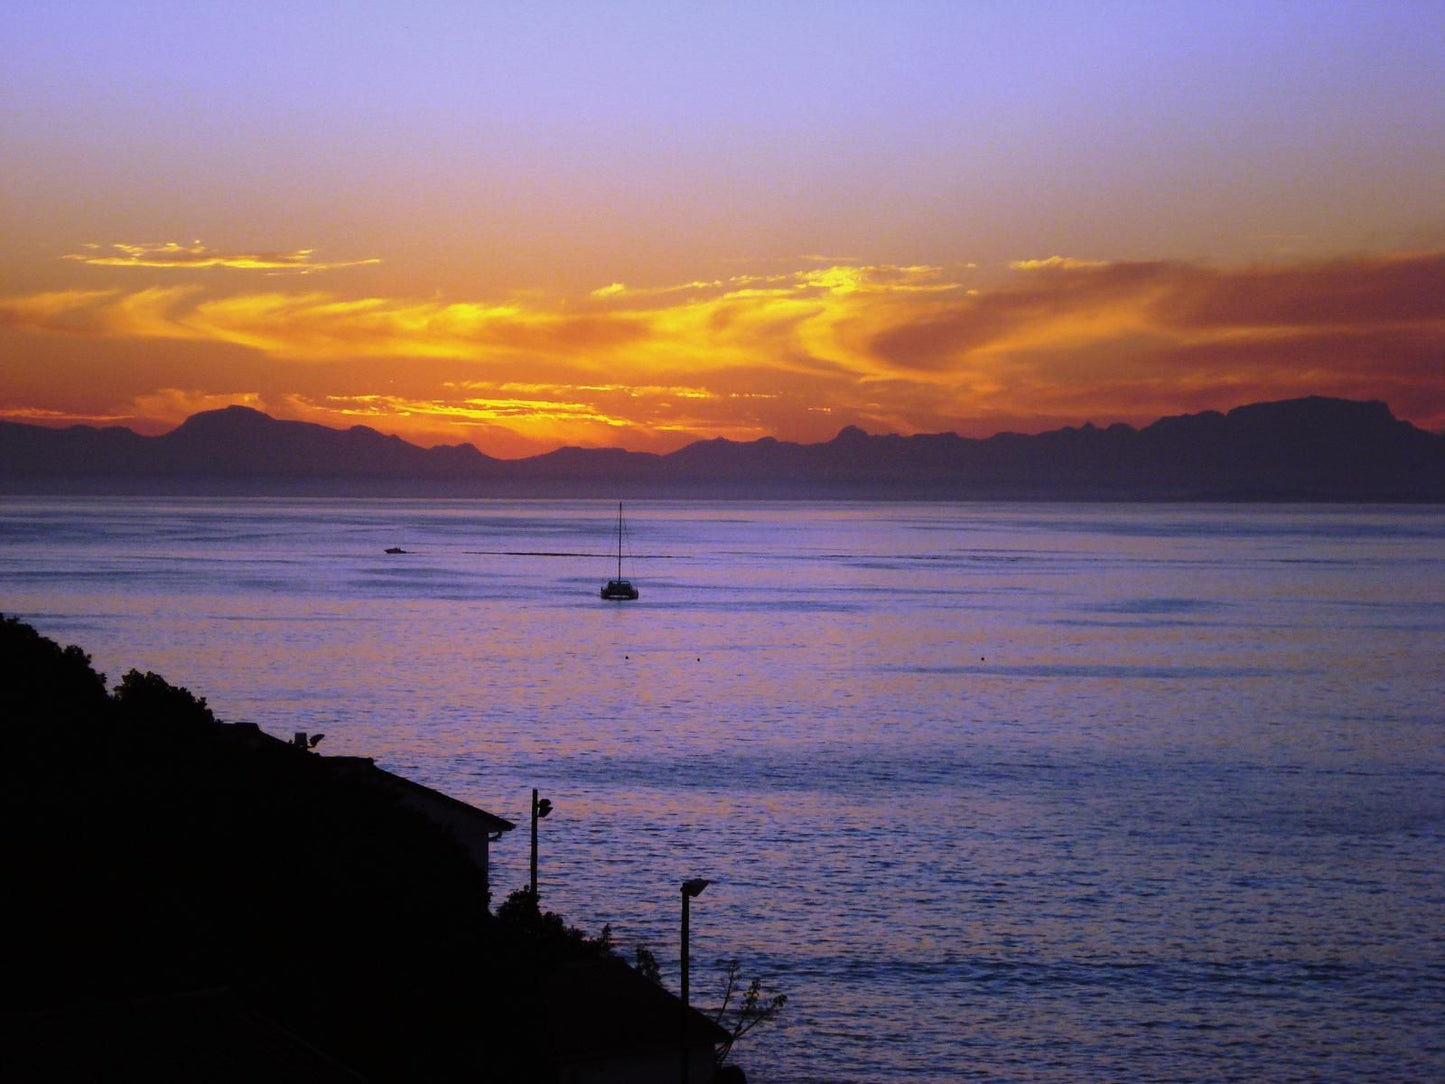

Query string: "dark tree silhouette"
[[113, 667, 217, 726], [2, 617, 778, 1082], [634, 942, 662, 985], [2, 612, 109, 722], [494, 886, 618, 964], [1, 617, 532, 1080]]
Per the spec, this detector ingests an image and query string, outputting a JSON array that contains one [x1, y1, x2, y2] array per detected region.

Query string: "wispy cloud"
[[0, 391, 272, 435], [0, 404, 134, 425], [130, 389, 268, 422], [0, 289, 121, 333], [4, 254, 1443, 448], [63, 241, 380, 274], [1008, 256, 1111, 271]]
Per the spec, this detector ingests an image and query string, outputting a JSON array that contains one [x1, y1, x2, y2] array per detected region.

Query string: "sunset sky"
[[3, 2, 1443, 457]]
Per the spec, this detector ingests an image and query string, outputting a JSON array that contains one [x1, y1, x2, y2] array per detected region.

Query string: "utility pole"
[[680, 878, 709, 1084], [529, 788, 552, 899]]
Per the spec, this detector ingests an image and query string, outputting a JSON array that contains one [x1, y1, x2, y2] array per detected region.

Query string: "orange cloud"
[[289, 391, 769, 457], [0, 289, 121, 334], [64, 241, 380, 274], [129, 389, 270, 427], [0, 405, 135, 426], [1159, 252, 1445, 328], [2, 288, 647, 364], [3, 253, 1443, 450], [1008, 256, 1111, 271]]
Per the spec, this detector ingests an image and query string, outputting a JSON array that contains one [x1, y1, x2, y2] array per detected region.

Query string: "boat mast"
[[616, 501, 624, 580]]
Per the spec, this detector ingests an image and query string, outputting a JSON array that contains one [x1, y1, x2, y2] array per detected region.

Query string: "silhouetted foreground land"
[[2, 395, 1441, 499], [1, 616, 732, 1082]]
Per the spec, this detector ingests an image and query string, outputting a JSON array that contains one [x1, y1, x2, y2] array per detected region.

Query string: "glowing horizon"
[[3, 5, 1443, 457]]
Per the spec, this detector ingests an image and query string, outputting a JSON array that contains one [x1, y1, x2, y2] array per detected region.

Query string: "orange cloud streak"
[[3, 253, 1442, 450], [64, 241, 381, 274]]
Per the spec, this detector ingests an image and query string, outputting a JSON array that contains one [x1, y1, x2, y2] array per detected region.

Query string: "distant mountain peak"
[[1226, 395, 1396, 424], [171, 405, 273, 431], [1, 396, 1439, 499]]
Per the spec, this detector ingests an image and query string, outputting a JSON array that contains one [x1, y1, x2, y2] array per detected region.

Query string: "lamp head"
[[536, 797, 552, 818], [682, 878, 710, 898]]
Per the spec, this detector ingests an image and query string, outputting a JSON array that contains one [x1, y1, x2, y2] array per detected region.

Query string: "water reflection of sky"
[[3, 498, 1442, 1082]]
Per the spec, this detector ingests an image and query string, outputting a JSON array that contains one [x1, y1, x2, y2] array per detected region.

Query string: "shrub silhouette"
[[1, 616, 538, 1080], [2, 612, 109, 723], [113, 667, 217, 727], [2, 617, 771, 1081]]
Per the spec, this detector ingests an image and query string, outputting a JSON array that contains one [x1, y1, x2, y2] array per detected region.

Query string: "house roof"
[[324, 755, 516, 834], [219, 723, 516, 834]]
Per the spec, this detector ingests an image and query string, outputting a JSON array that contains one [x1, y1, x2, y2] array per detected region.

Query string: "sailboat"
[[600, 501, 639, 600]]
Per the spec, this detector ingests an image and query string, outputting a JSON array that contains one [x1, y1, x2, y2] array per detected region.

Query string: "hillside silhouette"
[[2, 396, 1440, 499], [1, 616, 729, 1081]]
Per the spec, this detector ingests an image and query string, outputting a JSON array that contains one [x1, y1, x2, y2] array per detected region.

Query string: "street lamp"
[[680, 878, 710, 1084], [530, 788, 552, 900]]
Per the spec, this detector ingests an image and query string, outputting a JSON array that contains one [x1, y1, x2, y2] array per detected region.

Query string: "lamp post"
[[680, 877, 710, 1084], [529, 788, 552, 900]]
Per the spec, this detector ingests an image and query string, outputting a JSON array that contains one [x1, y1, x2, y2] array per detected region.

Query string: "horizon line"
[[4, 393, 1425, 463]]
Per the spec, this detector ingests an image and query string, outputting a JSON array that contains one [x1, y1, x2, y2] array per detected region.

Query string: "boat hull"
[[601, 579, 639, 600]]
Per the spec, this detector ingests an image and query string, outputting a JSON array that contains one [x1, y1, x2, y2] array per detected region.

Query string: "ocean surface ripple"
[[4, 498, 1442, 1082]]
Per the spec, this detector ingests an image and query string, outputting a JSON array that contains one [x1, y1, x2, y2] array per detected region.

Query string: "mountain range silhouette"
[[2, 396, 1440, 500]]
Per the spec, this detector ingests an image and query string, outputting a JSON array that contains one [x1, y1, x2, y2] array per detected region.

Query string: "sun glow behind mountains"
[[4, 253, 1441, 455], [3, 4, 1443, 455]]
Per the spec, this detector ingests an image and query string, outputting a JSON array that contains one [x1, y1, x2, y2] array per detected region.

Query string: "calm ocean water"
[[3, 497, 1443, 1082]]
